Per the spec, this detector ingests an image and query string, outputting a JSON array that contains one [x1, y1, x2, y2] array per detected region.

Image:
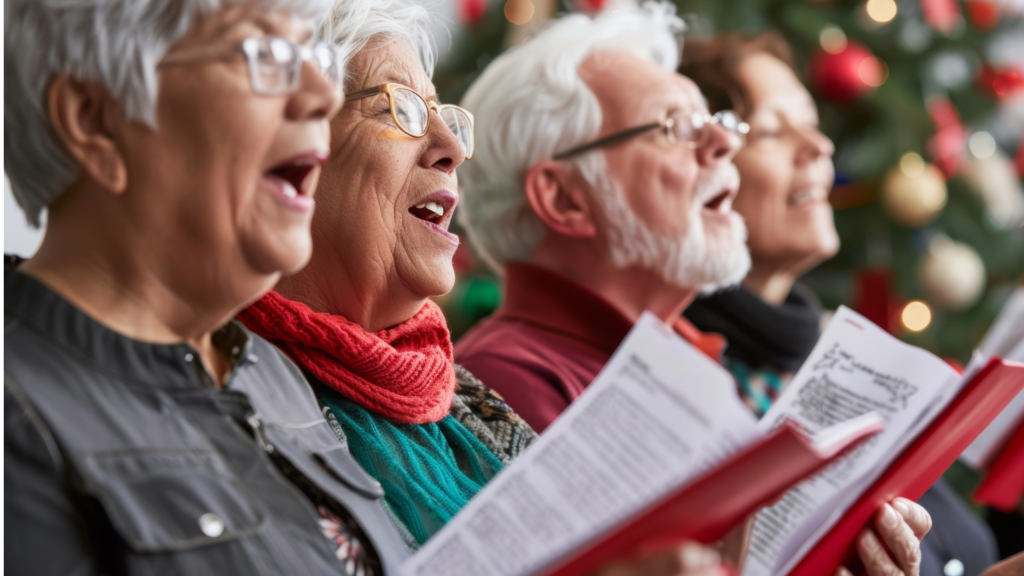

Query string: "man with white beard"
[[454, 3, 751, 433], [455, 9, 931, 576]]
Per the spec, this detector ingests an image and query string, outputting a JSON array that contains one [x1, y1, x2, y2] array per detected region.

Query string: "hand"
[[978, 552, 1024, 576], [591, 542, 731, 576], [834, 498, 931, 576]]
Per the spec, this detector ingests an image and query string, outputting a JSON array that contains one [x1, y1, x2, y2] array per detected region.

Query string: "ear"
[[47, 75, 128, 195], [523, 160, 598, 239]]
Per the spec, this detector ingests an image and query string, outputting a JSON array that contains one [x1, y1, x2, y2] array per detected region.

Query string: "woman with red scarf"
[[237, 1, 731, 574]]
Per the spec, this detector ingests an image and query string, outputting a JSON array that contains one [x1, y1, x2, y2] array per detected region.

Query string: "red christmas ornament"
[[926, 96, 967, 180], [965, 0, 999, 30], [576, 0, 611, 12], [459, 0, 487, 23], [808, 42, 880, 102], [919, 0, 962, 33], [978, 65, 1024, 99]]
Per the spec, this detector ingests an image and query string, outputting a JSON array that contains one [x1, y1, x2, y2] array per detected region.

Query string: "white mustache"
[[693, 163, 740, 206]]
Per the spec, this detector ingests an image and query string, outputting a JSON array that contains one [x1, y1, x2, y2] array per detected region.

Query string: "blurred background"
[[5, 0, 1024, 362]]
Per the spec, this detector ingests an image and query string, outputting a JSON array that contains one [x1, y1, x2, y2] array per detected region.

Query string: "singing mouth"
[[408, 190, 458, 229], [787, 186, 830, 206], [264, 153, 327, 200]]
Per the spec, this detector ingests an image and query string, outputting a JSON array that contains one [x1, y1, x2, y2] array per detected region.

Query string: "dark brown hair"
[[678, 32, 798, 118]]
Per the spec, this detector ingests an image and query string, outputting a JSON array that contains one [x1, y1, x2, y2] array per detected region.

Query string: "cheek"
[[733, 149, 792, 237]]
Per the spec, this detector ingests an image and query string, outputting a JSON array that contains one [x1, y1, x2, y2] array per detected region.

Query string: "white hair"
[[4, 0, 329, 228], [315, 0, 438, 91], [457, 1, 685, 273]]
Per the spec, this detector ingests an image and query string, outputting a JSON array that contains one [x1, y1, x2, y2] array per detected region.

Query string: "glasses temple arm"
[[552, 122, 662, 160], [345, 85, 384, 102]]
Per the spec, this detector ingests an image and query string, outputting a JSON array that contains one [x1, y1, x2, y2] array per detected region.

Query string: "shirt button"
[[943, 559, 964, 576], [184, 353, 194, 363], [231, 346, 240, 357], [199, 513, 224, 538]]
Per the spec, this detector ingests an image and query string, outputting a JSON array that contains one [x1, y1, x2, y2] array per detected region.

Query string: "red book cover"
[[973, 421, 1024, 512], [786, 357, 1024, 576], [538, 419, 884, 576]]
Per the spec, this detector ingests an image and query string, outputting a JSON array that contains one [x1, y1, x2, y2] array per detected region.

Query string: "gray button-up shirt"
[[4, 265, 409, 575]]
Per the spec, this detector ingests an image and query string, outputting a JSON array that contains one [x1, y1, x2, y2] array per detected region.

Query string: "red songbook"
[[540, 418, 884, 576], [786, 357, 1024, 576], [973, 421, 1024, 512]]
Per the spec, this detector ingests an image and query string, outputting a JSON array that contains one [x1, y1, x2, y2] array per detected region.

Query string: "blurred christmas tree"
[[433, 0, 1024, 362]]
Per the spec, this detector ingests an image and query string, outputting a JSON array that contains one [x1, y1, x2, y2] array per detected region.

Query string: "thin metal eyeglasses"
[[552, 109, 750, 160], [160, 36, 343, 97], [346, 83, 475, 160]]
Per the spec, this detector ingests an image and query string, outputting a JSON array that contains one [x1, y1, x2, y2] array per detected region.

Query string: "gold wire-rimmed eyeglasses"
[[346, 83, 475, 160], [160, 36, 343, 97], [552, 109, 750, 160]]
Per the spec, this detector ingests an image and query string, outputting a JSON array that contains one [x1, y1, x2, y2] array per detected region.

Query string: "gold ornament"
[[919, 236, 986, 310], [504, 0, 534, 25], [881, 153, 948, 227]]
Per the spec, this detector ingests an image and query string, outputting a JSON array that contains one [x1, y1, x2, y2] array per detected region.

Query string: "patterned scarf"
[[238, 291, 455, 425]]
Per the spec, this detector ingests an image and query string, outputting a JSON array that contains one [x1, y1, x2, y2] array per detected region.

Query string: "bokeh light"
[[859, 57, 888, 87], [866, 0, 898, 23], [899, 152, 926, 177], [820, 26, 848, 54], [902, 301, 932, 332], [967, 131, 996, 158]]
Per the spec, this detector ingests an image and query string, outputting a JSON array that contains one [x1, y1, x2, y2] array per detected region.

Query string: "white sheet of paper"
[[743, 306, 960, 576], [978, 288, 1024, 359], [401, 312, 759, 576]]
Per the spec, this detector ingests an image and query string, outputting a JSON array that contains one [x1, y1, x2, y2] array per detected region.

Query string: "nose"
[[418, 109, 465, 175], [285, 61, 344, 122], [796, 127, 835, 163], [695, 120, 740, 167]]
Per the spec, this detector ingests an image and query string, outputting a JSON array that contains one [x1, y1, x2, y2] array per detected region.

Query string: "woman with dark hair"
[[679, 32, 1000, 576]]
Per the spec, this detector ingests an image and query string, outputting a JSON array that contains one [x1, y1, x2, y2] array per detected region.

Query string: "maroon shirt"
[[454, 262, 725, 432]]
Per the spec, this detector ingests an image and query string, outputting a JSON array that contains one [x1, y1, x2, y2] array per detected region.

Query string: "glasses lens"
[[312, 44, 342, 92], [246, 37, 296, 95], [392, 88, 429, 136], [667, 111, 700, 144], [440, 107, 474, 159], [714, 110, 749, 146]]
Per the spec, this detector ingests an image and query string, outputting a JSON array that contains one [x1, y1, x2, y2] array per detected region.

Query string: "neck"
[[20, 184, 270, 385], [741, 265, 798, 306], [529, 237, 698, 325], [274, 239, 423, 333]]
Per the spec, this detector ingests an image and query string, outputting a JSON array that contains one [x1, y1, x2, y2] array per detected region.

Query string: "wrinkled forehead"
[[347, 40, 436, 100], [581, 51, 707, 133]]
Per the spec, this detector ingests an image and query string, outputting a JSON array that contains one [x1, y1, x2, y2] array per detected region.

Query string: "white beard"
[[590, 162, 752, 292]]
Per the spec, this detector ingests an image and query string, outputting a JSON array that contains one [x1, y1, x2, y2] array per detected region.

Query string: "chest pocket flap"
[[80, 449, 265, 552]]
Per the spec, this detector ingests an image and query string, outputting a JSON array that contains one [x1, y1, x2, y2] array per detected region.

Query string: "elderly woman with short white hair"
[[236, 1, 730, 574], [1, 0, 425, 574]]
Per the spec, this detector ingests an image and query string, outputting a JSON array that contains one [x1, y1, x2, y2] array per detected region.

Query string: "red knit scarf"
[[238, 291, 456, 425]]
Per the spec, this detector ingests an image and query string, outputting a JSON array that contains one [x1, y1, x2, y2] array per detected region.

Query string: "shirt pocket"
[[79, 448, 265, 552]]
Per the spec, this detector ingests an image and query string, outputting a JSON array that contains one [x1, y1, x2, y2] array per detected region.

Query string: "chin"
[[242, 228, 313, 277]]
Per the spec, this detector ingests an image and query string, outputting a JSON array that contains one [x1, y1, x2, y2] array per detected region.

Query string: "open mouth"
[[266, 162, 316, 199], [409, 201, 447, 225], [408, 190, 459, 244], [703, 190, 731, 212]]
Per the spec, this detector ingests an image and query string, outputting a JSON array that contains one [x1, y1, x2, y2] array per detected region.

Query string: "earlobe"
[[47, 75, 128, 195], [523, 160, 598, 239]]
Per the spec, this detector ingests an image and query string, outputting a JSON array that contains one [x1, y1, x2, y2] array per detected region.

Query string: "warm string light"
[[866, 0, 898, 23], [504, 0, 534, 25], [968, 131, 997, 158], [858, 57, 889, 87], [902, 301, 932, 332]]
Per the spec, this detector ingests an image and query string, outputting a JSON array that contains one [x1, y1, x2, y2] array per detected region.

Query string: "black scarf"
[[684, 284, 822, 373]]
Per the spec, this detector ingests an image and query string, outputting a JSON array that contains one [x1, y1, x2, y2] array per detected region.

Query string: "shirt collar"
[[497, 262, 726, 361], [5, 269, 256, 390]]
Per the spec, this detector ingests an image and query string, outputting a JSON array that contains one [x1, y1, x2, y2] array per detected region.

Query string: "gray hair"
[[458, 1, 684, 274], [316, 0, 438, 91], [4, 0, 329, 227]]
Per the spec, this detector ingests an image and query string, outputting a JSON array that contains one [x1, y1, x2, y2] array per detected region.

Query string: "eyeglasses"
[[160, 36, 343, 97], [346, 83, 475, 160], [552, 109, 750, 160]]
